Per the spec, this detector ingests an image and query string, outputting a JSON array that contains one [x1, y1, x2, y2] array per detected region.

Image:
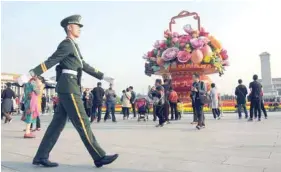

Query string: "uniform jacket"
[[30, 38, 104, 95]]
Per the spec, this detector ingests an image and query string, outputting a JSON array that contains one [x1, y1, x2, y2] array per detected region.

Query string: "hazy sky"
[[1, 1, 280, 95]]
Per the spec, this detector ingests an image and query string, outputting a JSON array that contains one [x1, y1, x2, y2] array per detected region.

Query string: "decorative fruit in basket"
[[201, 45, 213, 57], [191, 49, 203, 64], [177, 51, 192, 63], [208, 35, 222, 50]]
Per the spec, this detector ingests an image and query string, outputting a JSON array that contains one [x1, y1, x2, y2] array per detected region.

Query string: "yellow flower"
[[185, 47, 191, 52], [215, 49, 221, 53], [203, 56, 211, 63]]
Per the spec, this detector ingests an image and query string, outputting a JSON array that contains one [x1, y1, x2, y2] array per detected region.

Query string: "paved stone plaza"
[[2, 112, 281, 172]]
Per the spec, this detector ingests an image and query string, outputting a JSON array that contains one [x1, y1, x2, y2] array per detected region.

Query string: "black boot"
[[94, 154, 118, 168], [32, 159, 59, 167]]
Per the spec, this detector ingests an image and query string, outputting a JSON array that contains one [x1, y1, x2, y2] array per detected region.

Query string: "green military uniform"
[[32, 15, 106, 162]]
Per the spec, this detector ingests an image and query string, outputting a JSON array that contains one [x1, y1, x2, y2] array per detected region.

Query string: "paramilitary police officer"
[[29, 15, 118, 168]]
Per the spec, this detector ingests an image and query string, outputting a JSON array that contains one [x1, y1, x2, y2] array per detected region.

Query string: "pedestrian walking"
[[19, 14, 118, 168]]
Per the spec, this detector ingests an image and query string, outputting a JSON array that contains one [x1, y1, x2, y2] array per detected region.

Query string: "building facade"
[[1, 73, 56, 97], [1, 73, 22, 96], [272, 78, 281, 96]]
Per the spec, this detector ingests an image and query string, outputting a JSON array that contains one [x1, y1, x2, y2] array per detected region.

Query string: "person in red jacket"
[[168, 87, 179, 120]]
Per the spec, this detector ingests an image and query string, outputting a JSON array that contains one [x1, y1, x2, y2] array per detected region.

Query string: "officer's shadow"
[[2, 161, 151, 172]]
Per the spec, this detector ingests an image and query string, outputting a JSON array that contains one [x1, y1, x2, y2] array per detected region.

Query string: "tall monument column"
[[259, 52, 277, 97], [260, 52, 272, 87]]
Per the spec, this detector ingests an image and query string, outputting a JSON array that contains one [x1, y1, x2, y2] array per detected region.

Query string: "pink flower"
[[150, 57, 157, 61], [179, 35, 192, 43], [147, 51, 154, 57], [177, 51, 191, 63], [222, 60, 229, 66], [172, 32, 179, 37], [161, 47, 179, 61], [183, 24, 193, 34], [190, 38, 204, 49], [153, 40, 160, 49], [164, 30, 172, 38], [142, 54, 149, 59], [199, 27, 209, 37], [198, 36, 210, 44], [220, 49, 228, 60], [159, 40, 167, 49], [178, 35, 192, 47], [172, 37, 179, 43]]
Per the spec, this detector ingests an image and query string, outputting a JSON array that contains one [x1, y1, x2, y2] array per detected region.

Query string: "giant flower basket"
[[143, 11, 229, 102]]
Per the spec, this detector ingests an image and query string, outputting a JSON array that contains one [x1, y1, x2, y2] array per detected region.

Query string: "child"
[[177, 100, 183, 120]]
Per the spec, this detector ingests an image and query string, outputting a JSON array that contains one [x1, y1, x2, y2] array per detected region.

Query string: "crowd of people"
[[148, 73, 209, 129], [235, 74, 268, 121], [1, 73, 279, 133], [82, 83, 138, 123], [1, 73, 277, 133]]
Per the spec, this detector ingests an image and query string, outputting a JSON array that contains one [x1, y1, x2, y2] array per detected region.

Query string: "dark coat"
[[83, 92, 93, 109], [91, 87, 105, 105], [235, 84, 248, 104]]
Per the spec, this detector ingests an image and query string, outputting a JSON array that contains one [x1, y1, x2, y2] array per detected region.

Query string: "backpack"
[[169, 91, 178, 103]]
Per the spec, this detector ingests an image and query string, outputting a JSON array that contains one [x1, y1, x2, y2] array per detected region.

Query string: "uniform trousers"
[[34, 93, 106, 161]]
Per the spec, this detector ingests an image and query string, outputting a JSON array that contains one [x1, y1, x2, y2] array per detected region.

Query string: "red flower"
[[164, 30, 172, 38], [147, 51, 154, 57], [220, 49, 228, 60], [159, 40, 167, 49], [199, 27, 209, 37]]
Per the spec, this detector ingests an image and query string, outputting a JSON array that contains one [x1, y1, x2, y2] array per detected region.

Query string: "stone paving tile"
[[223, 156, 281, 168], [2, 113, 281, 172]]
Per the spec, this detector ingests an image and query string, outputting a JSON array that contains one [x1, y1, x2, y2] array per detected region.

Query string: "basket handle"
[[169, 11, 201, 32]]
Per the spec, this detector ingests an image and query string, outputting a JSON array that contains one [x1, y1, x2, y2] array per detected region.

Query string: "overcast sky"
[[1, 1, 280, 95]]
